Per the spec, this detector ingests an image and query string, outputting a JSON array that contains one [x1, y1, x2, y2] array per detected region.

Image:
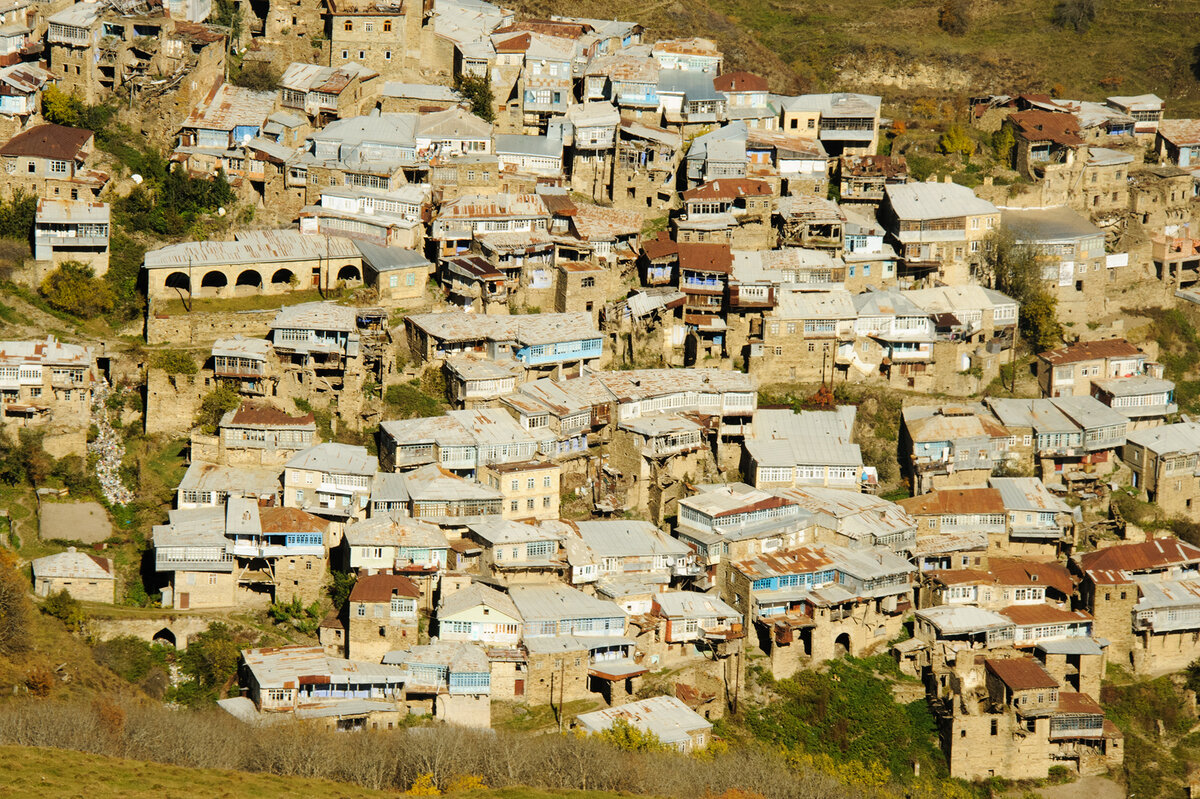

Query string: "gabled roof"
[[285, 443, 377, 475], [999, 604, 1092, 626], [897, 487, 1004, 516], [32, 547, 113, 580], [884, 182, 997, 220], [0, 123, 91, 160], [682, 178, 772, 201], [1007, 109, 1085, 146], [989, 558, 1073, 595], [1078, 538, 1200, 574], [350, 572, 421, 603], [439, 582, 521, 620]]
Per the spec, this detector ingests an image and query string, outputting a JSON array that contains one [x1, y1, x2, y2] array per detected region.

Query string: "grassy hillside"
[[510, 0, 1200, 113], [0, 745, 654, 799]]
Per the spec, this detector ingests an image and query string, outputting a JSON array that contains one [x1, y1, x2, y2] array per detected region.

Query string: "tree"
[[328, 570, 357, 609], [982, 227, 1064, 353], [937, 0, 969, 35], [1052, 0, 1097, 32], [454, 74, 495, 124], [39, 261, 114, 318], [172, 622, 242, 705], [991, 125, 1016, 165], [0, 549, 32, 656], [195, 382, 242, 433], [597, 717, 670, 752], [0, 189, 36, 241], [938, 125, 973, 159], [153, 349, 198, 375]]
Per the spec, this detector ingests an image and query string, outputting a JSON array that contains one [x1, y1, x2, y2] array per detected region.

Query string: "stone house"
[[191, 401, 318, 468], [607, 414, 714, 523], [1035, 338, 1151, 398], [750, 289, 856, 382], [613, 119, 681, 211], [575, 695, 713, 751], [675, 178, 774, 249], [989, 477, 1076, 560], [236, 646, 406, 729], [436, 582, 523, 645], [1123, 422, 1200, 513], [880, 182, 999, 286], [278, 62, 378, 125], [839, 155, 907, 204], [383, 641, 492, 727], [778, 92, 881, 157], [345, 572, 421, 662], [463, 518, 565, 582], [1090, 376, 1176, 429], [0, 335, 96, 434], [900, 487, 1005, 570], [478, 460, 561, 522], [33, 198, 110, 274], [715, 71, 774, 130], [775, 486, 917, 554], [0, 123, 107, 201], [900, 404, 1011, 494], [284, 442, 377, 522], [1004, 110, 1084, 179], [32, 547, 115, 603], [370, 465, 504, 530], [742, 407, 865, 492], [326, 0, 435, 77], [723, 543, 913, 676], [378, 409, 539, 475], [175, 462, 282, 509]]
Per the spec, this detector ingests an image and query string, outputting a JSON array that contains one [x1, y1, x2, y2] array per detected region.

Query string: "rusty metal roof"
[[898, 488, 1004, 516], [1037, 338, 1141, 365], [1078, 538, 1200, 574], [985, 657, 1059, 691]]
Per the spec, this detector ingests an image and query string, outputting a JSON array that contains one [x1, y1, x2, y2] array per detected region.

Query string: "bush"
[[936, 0, 969, 34], [169, 622, 244, 706], [454, 74, 494, 123], [92, 635, 172, 697], [1052, 0, 1097, 32], [39, 261, 114, 318], [232, 61, 279, 91], [267, 596, 323, 635], [153, 349, 198, 375], [328, 570, 357, 609], [41, 588, 86, 632]]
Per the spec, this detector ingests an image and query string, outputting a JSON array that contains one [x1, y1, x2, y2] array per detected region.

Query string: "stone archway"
[[200, 270, 228, 295], [271, 268, 295, 287], [152, 627, 177, 647], [337, 264, 362, 284], [235, 269, 263, 292], [834, 632, 851, 658], [164, 271, 191, 293]]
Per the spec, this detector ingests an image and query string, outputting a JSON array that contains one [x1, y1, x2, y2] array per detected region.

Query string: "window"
[[365, 21, 373, 31], [581, 276, 595, 288], [343, 20, 352, 30], [543, 475, 552, 488], [384, 50, 391, 60], [341, 50, 349, 59], [358, 51, 365, 59], [49, 160, 68, 174], [384, 19, 392, 31], [357, 604, 366, 617], [526, 498, 535, 510], [543, 496, 551, 507], [510, 500, 518, 512], [526, 477, 535, 490]]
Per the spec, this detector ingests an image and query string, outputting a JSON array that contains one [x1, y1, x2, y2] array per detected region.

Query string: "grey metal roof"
[[177, 462, 281, 498], [745, 408, 861, 469], [652, 590, 739, 618], [1034, 638, 1103, 656], [383, 640, 489, 672], [242, 646, 406, 688], [354, 240, 432, 273], [509, 583, 626, 622], [271, 302, 359, 333], [343, 513, 450, 548], [574, 520, 689, 558], [1050, 395, 1130, 430], [915, 604, 1015, 635], [494, 134, 562, 158], [575, 695, 710, 745], [286, 443, 377, 475], [381, 82, 462, 101], [1126, 421, 1200, 454], [439, 582, 521, 620], [885, 183, 997, 221], [1092, 376, 1175, 397], [988, 477, 1072, 514], [31, 547, 112, 580]]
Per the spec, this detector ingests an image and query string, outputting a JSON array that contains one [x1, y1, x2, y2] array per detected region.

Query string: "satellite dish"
[[131, 174, 143, 184], [217, 207, 227, 217]]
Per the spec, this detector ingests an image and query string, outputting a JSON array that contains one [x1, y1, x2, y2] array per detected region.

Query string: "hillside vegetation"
[[509, 0, 1200, 112]]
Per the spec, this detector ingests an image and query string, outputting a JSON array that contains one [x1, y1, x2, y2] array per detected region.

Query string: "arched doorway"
[[834, 633, 851, 658], [235, 269, 263, 292], [200, 271, 228, 295], [164, 271, 190, 294], [153, 627, 177, 647], [271, 268, 295, 287], [337, 264, 362, 284]]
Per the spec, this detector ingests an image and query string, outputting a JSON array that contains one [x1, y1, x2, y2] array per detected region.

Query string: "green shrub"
[[41, 588, 86, 632]]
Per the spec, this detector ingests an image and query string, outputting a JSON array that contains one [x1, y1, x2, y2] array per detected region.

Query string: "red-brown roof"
[[677, 242, 732, 273], [713, 71, 768, 93], [494, 32, 531, 53], [1078, 537, 1200, 574], [733, 546, 835, 578], [641, 232, 678, 261], [999, 604, 1092, 626], [493, 19, 593, 38], [229, 400, 316, 427], [898, 487, 1004, 516], [927, 568, 993, 586], [841, 154, 908, 178], [1007, 110, 1085, 147], [349, 573, 420, 603], [986, 657, 1059, 691], [539, 193, 577, 216], [989, 558, 1073, 595], [0, 123, 92, 160], [682, 178, 772, 201], [258, 506, 331, 533], [1056, 692, 1103, 715], [1038, 338, 1141, 366]]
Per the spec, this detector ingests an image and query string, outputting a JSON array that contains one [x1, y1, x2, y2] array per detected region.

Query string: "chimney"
[[942, 174, 953, 184]]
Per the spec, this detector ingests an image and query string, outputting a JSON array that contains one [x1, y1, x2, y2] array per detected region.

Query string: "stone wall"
[[147, 308, 277, 346]]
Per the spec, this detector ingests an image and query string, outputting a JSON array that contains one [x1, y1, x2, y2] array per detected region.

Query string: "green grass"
[[155, 287, 347, 315], [492, 699, 601, 732]]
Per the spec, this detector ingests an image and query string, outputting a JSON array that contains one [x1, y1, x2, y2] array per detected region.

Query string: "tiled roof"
[[0, 123, 91, 159], [1008, 109, 1085, 146], [898, 488, 1004, 516]]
